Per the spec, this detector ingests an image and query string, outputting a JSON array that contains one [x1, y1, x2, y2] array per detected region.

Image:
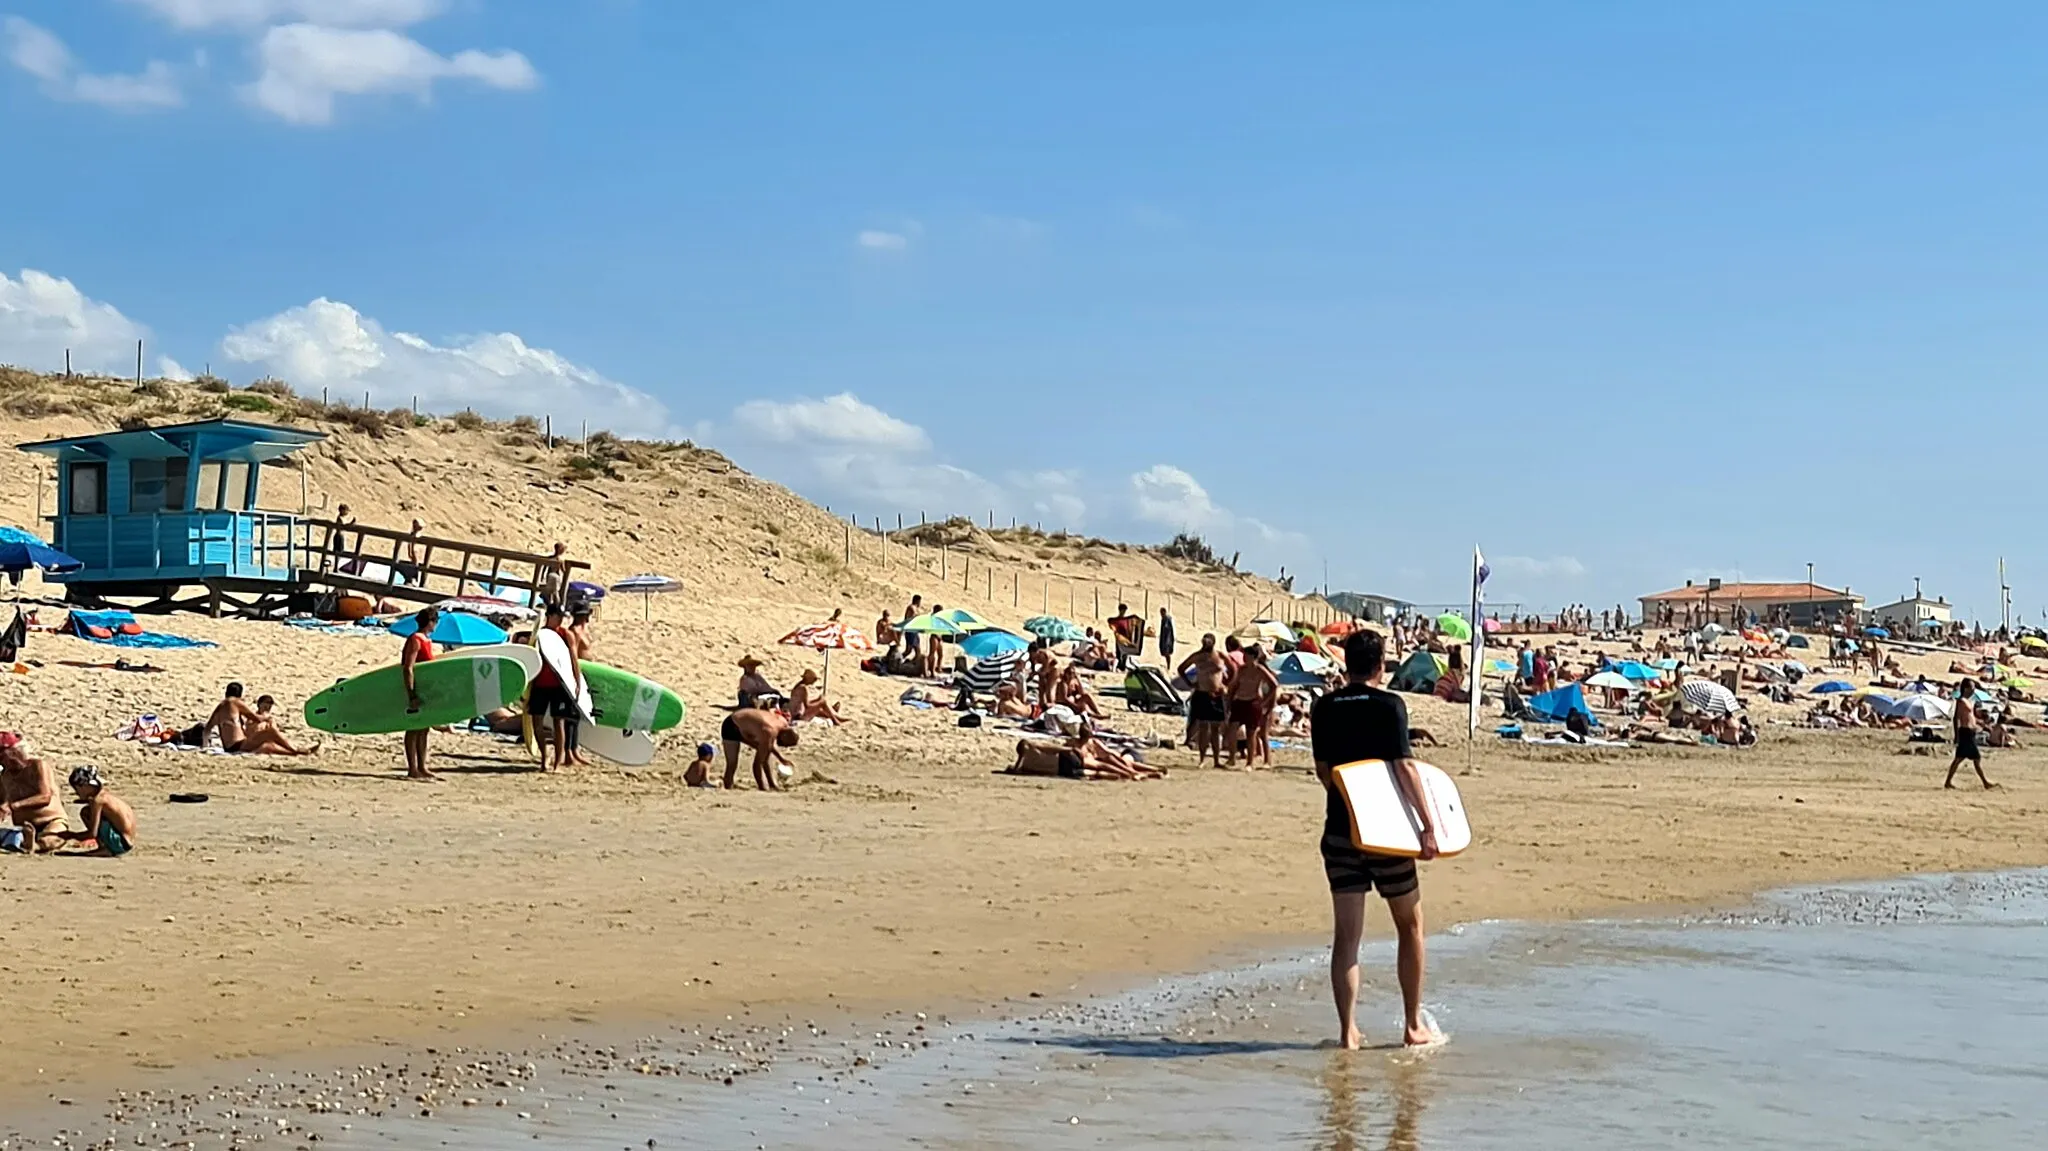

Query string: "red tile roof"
[[1640, 582, 1858, 603]]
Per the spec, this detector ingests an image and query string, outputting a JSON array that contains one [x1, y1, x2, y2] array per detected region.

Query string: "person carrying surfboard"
[[529, 604, 587, 771], [1311, 627, 1442, 1050], [401, 607, 439, 781]]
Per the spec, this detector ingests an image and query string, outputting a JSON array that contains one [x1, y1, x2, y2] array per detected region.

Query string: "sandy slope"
[[0, 379, 2042, 1100]]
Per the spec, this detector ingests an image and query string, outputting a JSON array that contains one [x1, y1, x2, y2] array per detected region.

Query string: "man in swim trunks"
[[1179, 634, 1232, 768], [1946, 678, 1996, 789], [1226, 644, 1279, 768], [0, 733, 68, 853], [720, 706, 799, 791], [58, 766, 137, 856], [204, 682, 261, 752], [1311, 628, 1441, 1050], [528, 604, 586, 771]]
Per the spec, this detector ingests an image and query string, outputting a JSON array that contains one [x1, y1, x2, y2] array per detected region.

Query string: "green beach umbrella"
[[938, 607, 1001, 633], [1435, 612, 1472, 641], [901, 613, 967, 637], [1022, 615, 1087, 642]]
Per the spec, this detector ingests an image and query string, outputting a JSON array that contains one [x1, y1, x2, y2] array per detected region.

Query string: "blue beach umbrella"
[[1811, 680, 1856, 694], [389, 610, 507, 647], [0, 539, 82, 576], [959, 630, 1030, 660], [1863, 626, 1891, 638], [1612, 660, 1663, 682]]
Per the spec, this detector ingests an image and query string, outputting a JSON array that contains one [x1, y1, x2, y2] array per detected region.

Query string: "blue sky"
[[4, 2, 2047, 620]]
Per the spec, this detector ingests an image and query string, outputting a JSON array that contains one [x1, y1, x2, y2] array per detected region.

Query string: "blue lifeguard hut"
[[18, 418, 327, 614]]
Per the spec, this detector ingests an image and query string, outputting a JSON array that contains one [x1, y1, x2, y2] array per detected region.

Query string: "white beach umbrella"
[[1585, 671, 1638, 692], [1886, 694, 1953, 724]]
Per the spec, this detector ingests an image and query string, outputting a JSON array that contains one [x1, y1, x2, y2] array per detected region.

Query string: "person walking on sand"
[[1157, 606, 1177, 666], [401, 606, 439, 781], [1946, 678, 1996, 789], [1312, 628, 1442, 1050], [529, 604, 586, 771]]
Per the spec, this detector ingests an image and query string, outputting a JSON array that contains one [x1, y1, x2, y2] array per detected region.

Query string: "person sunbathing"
[[1056, 666, 1105, 719], [247, 695, 318, 755], [55, 766, 137, 856], [1064, 724, 1165, 780], [1984, 720, 2023, 749], [787, 669, 845, 725], [993, 680, 1033, 718], [206, 685, 315, 755]]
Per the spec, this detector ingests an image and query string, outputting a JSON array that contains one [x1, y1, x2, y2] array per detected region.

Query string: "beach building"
[[1638, 580, 1863, 629], [18, 416, 585, 616], [1869, 593, 1953, 632]]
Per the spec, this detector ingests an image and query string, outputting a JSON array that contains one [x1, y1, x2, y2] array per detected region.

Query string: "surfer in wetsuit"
[[1310, 627, 1442, 1049], [401, 607, 438, 781]]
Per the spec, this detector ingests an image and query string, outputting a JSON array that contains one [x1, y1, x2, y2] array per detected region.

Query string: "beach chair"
[[1121, 665, 1186, 715]]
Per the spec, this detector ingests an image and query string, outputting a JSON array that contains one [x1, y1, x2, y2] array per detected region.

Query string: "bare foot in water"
[[1339, 1027, 1363, 1050], [1404, 1023, 1445, 1048]]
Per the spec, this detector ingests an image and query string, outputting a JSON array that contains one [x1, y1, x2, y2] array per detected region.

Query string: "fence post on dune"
[[1232, 597, 1238, 627], [844, 522, 852, 566], [877, 517, 886, 567], [985, 566, 992, 600], [1093, 586, 1100, 621], [941, 543, 948, 581], [1142, 588, 1149, 618]]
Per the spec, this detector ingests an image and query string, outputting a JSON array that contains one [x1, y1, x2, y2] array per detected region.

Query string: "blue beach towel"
[[63, 610, 217, 650]]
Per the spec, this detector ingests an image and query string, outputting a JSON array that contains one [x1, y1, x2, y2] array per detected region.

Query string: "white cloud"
[[1130, 464, 1222, 530], [157, 356, 196, 382], [123, 0, 446, 29], [856, 230, 909, 252], [1008, 468, 1087, 529], [0, 268, 152, 374], [219, 298, 669, 432], [3, 17, 183, 110], [241, 23, 537, 125], [1494, 555, 1589, 579], [731, 393, 929, 453]]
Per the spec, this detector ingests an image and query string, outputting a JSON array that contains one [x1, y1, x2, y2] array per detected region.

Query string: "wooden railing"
[[305, 519, 591, 606]]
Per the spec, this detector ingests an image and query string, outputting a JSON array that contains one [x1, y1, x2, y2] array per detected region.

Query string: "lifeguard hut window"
[[131, 457, 189, 514], [194, 460, 252, 511], [68, 462, 107, 515]]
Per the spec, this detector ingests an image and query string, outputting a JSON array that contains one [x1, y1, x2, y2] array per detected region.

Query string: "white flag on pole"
[[1469, 547, 1488, 737]]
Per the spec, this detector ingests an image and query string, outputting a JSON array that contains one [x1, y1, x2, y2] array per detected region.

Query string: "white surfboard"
[[580, 723, 657, 766], [535, 628, 594, 719], [1332, 760, 1472, 858], [433, 643, 542, 681]]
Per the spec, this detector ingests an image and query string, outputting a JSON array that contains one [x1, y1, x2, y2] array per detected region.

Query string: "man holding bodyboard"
[[1311, 627, 1443, 1049]]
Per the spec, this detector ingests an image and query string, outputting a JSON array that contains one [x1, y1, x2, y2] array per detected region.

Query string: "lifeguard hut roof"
[[18, 417, 326, 462]]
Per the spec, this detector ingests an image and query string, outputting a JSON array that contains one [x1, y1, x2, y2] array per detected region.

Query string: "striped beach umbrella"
[[779, 620, 875, 693], [960, 648, 1024, 694], [1677, 678, 1740, 716], [609, 573, 683, 619]]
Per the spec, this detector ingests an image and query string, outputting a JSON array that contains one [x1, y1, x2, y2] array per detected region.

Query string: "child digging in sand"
[[58, 766, 137, 856]]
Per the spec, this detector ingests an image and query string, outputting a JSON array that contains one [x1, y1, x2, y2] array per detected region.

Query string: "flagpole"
[[1468, 546, 1487, 746]]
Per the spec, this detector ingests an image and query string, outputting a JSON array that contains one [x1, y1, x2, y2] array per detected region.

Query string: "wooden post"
[[844, 523, 852, 565], [941, 543, 948, 580], [136, 339, 143, 385], [877, 517, 886, 567], [1093, 585, 1100, 620], [986, 566, 992, 600], [1013, 571, 1019, 607], [1142, 588, 1150, 618], [1069, 583, 1075, 616], [545, 415, 553, 448]]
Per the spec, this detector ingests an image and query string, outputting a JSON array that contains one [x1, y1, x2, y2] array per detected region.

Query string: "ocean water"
[[15, 870, 2048, 1149]]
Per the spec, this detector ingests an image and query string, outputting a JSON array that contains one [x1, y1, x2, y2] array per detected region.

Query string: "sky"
[[4, 1, 2048, 620]]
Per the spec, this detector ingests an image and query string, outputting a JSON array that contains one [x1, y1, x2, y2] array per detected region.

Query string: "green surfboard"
[[579, 661, 685, 733], [306, 650, 538, 735]]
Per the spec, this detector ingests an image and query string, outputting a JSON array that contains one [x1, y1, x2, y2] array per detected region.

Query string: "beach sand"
[[0, 396, 2043, 1109]]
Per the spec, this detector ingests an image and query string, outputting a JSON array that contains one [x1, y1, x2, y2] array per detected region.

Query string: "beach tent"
[[1785, 634, 1812, 649], [1526, 683, 1596, 725], [1389, 651, 1446, 693], [1272, 650, 1336, 687]]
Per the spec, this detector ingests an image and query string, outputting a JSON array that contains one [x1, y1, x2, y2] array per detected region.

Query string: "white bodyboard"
[[1333, 760, 1473, 858]]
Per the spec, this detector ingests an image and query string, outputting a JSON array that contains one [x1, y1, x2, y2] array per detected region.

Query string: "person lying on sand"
[[1063, 723, 1165, 781], [55, 766, 136, 857], [787, 669, 845, 725], [0, 733, 68, 853], [249, 695, 318, 756], [719, 706, 798, 791]]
